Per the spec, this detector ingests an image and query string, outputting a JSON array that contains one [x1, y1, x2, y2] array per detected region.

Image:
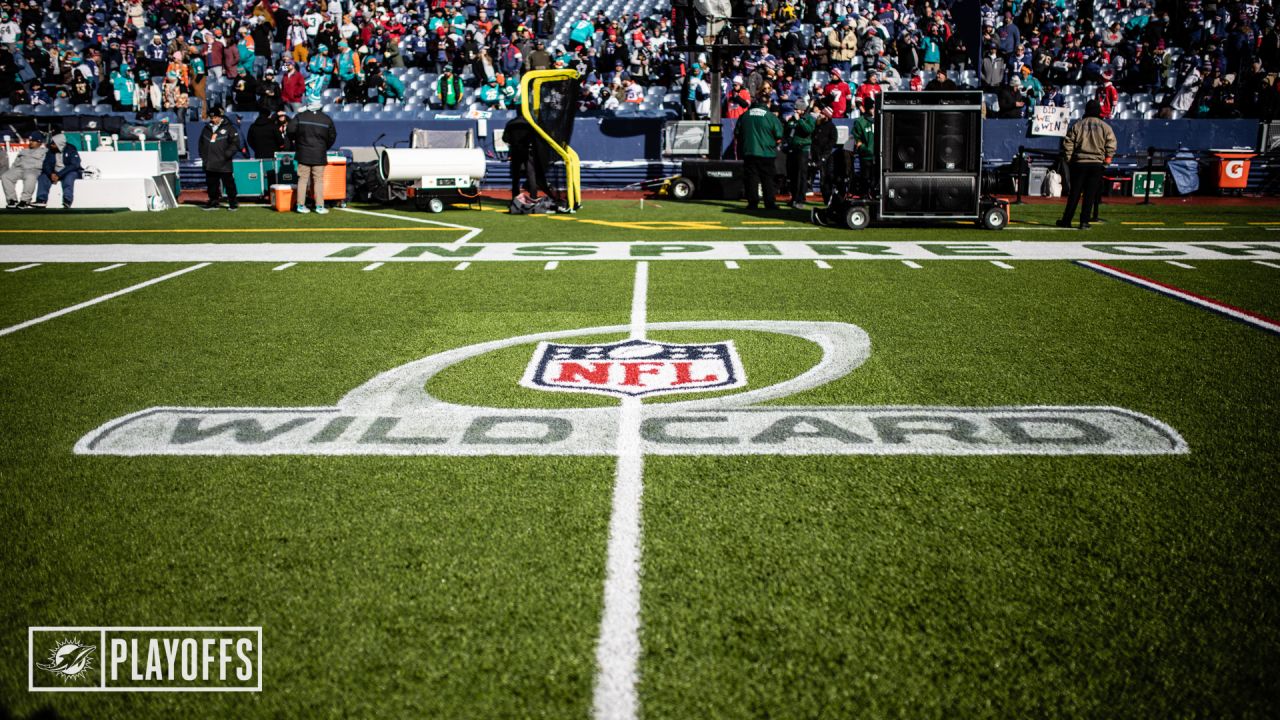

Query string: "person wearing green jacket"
[[849, 98, 877, 195], [785, 102, 816, 208], [735, 98, 784, 211]]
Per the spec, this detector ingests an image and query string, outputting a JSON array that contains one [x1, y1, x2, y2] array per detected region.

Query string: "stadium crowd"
[[0, 1, 1275, 124]]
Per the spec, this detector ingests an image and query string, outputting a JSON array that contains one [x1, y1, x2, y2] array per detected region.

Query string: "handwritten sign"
[[1031, 106, 1071, 137]]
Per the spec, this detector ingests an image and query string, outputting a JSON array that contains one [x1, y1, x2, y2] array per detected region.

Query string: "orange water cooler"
[[1211, 149, 1255, 194], [323, 153, 347, 204]]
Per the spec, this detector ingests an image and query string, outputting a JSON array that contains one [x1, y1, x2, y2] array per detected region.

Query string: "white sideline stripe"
[[362, 262, 384, 271], [1008, 226, 1075, 231], [1133, 227, 1223, 232], [94, 263, 126, 272], [337, 206, 482, 245], [724, 260, 739, 269], [5, 263, 40, 272], [272, 262, 296, 271], [1078, 261, 1280, 335], [593, 261, 648, 720], [814, 260, 832, 269], [453, 262, 470, 271], [1165, 261, 1196, 269], [991, 261, 1014, 269], [902, 260, 922, 269], [1253, 261, 1280, 269], [544, 261, 559, 270], [0, 263, 209, 338]]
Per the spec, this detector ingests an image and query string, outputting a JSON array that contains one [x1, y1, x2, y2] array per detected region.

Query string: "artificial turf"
[[2, 199, 1279, 245], [1, 202, 1277, 718]]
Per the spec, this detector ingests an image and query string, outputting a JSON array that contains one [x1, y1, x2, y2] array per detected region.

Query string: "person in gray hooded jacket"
[[2, 131, 47, 208]]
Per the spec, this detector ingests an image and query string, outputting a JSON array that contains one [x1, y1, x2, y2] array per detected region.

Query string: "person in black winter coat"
[[249, 111, 288, 159], [199, 106, 241, 210], [286, 102, 336, 213]]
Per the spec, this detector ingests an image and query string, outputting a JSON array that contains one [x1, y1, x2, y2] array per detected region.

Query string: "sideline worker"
[[1057, 99, 1116, 230], [2, 131, 47, 209], [36, 133, 83, 209], [736, 91, 784, 211], [198, 106, 241, 211], [287, 100, 337, 214]]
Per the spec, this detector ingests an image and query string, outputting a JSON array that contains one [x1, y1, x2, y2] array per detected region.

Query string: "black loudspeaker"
[[882, 175, 978, 214], [883, 175, 927, 212], [888, 113, 928, 172], [932, 111, 978, 172]]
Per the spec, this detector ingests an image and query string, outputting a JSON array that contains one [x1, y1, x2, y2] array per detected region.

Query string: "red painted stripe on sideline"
[[1078, 261, 1280, 334]]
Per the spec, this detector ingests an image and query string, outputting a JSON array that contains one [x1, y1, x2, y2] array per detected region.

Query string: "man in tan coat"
[[1057, 100, 1117, 230], [826, 19, 858, 78]]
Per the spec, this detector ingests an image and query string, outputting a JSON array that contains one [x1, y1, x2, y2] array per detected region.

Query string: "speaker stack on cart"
[[881, 90, 982, 217], [818, 90, 1007, 231]]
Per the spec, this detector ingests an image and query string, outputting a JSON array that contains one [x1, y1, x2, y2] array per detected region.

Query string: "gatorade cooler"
[[271, 184, 294, 212], [323, 153, 347, 203], [1211, 149, 1255, 194]]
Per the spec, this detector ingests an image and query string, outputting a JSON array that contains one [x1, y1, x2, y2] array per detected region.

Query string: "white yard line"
[[93, 263, 126, 272], [0, 263, 209, 338], [453, 262, 471, 271], [362, 262, 384, 271], [724, 260, 739, 269], [272, 262, 296, 271], [991, 261, 1015, 270], [593, 261, 648, 720], [5, 263, 40, 273], [1165, 261, 1196, 269], [1253, 261, 1280, 269], [544, 261, 559, 270], [814, 260, 832, 269], [1133, 227, 1223, 232], [337, 206, 482, 245], [902, 260, 922, 269]]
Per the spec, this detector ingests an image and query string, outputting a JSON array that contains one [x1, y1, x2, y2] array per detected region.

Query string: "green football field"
[[2, 199, 1278, 719]]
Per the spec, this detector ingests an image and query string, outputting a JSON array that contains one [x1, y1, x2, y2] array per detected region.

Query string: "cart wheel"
[[670, 177, 694, 201], [845, 205, 870, 230], [427, 197, 445, 213], [981, 206, 1008, 230]]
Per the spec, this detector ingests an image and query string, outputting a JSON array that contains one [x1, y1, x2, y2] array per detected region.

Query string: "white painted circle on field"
[[607, 343, 665, 359]]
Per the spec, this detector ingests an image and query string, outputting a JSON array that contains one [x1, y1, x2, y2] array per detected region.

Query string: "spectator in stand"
[[281, 60, 305, 112], [725, 76, 751, 120], [1096, 69, 1119, 120], [437, 67, 462, 109], [926, 68, 959, 91], [854, 70, 883, 107], [821, 69, 851, 119]]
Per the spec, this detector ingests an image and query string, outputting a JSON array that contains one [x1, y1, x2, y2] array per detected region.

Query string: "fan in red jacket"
[[855, 70, 883, 105], [1095, 70, 1119, 119], [280, 61, 306, 108], [821, 69, 851, 118]]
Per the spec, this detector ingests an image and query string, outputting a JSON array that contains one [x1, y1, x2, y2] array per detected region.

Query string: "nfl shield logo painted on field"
[[521, 338, 747, 399]]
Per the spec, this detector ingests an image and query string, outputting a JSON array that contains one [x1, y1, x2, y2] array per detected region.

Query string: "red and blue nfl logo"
[[521, 338, 747, 399]]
